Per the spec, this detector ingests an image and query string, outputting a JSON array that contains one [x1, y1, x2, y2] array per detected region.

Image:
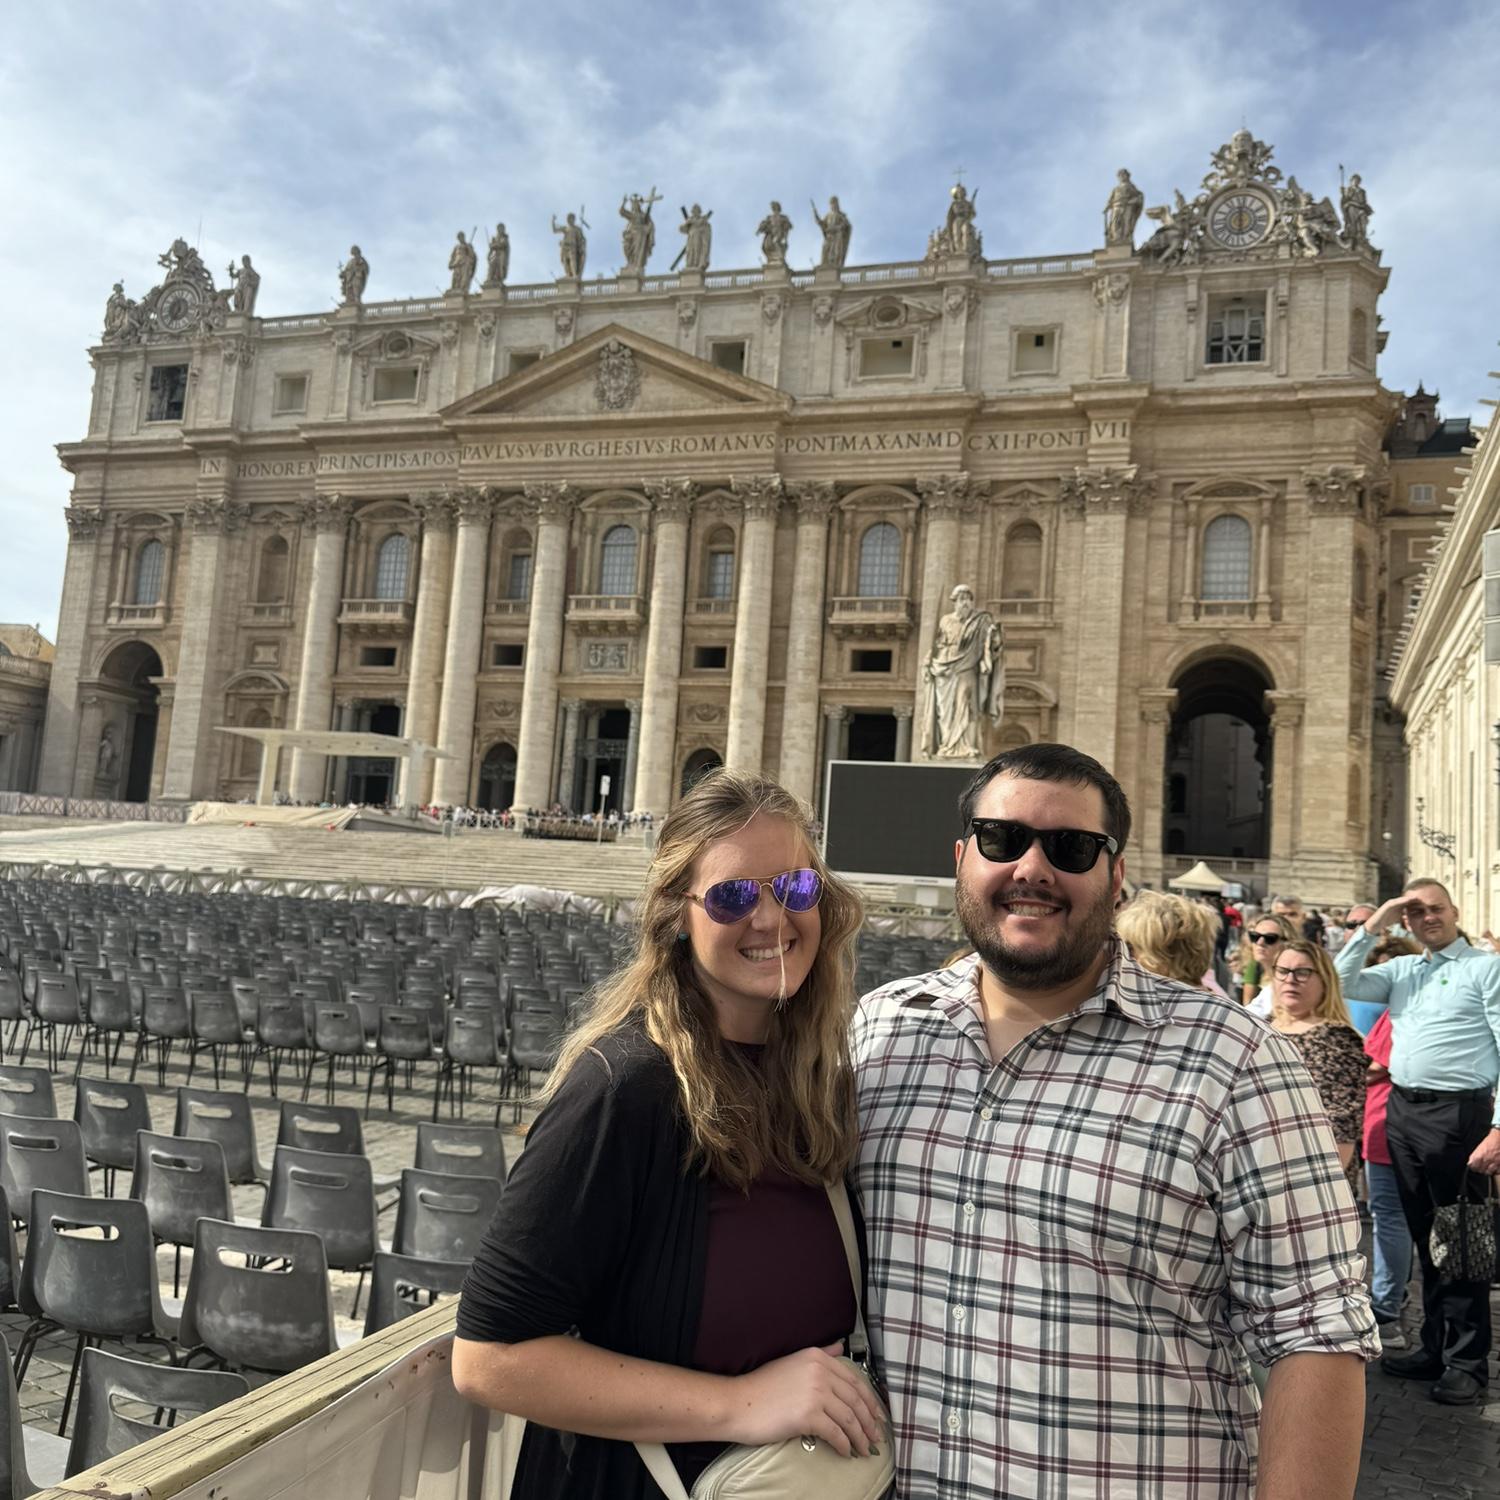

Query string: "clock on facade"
[[1207, 190, 1274, 249], [156, 283, 202, 333]]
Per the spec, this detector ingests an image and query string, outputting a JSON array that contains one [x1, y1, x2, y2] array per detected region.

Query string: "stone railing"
[[685, 597, 735, 617], [1189, 599, 1265, 621], [0, 791, 187, 823], [566, 593, 645, 625], [106, 602, 170, 628], [338, 597, 415, 626], [0, 655, 51, 682], [988, 597, 1052, 618], [245, 601, 292, 624], [828, 596, 914, 637], [987, 254, 1096, 278], [486, 598, 531, 617]]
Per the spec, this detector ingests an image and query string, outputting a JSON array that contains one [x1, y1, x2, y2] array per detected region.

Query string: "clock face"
[[1209, 190, 1273, 249], [157, 285, 201, 333]]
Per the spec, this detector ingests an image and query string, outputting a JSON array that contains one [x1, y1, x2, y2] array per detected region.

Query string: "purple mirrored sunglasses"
[[687, 868, 824, 925]]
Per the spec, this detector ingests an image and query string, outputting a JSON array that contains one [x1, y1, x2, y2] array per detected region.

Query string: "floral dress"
[[1277, 1022, 1368, 1185]]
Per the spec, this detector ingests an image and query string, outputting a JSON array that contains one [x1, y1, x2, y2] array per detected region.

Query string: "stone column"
[[556, 698, 582, 810], [634, 479, 695, 814], [779, 483, 836, 804], [288, 494, 353, 802], [38, 506, 107, 795], [820, 703, 847, 813], [512, 483, 576, 810], [725, 475, 783, 772], [74, 694, 108, 798], [1060, 466, 1154, 768], [622, 698, 642, 812], [161, 496, 249, 801], [894, 704, 914, 763], [396, 490, 457, 807], [431, 487, 495, 807], [1265, 690, 1305, 889], [1135, 689, 1178, 889], [583, 712, 599, 812]]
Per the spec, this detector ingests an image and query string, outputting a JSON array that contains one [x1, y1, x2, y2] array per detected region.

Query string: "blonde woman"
[[1114, 890, 1224, 993], [452, 771, 886, 1499], [1269, 939, 1367, 1176], [1239, 912, 1297, 1011]]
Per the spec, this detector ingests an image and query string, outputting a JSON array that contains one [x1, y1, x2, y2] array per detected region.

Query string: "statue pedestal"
[[678, 269, 705, 290], [479, 282, 506, 302], [813, 266, 841, 288], [1096, 244, 1135, 264], [554, 277, 581, 295], [442, 288, 469, 303], [933, 254, 980, 279], [617, 273, 643, 294], [761, 263, 791, 286]]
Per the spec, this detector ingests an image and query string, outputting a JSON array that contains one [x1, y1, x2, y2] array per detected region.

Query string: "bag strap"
[[635, 1179, 869, 1498]]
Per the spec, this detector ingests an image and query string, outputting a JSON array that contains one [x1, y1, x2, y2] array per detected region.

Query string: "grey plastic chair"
[[130, 1131, 234, 1295], [0, 1067, 56, 1121], [0, 1187, 19, 1313], [130, 988, 191, 1087], [23, 974, 86, 1072], [14, 1190, 177, 1435], [75, 979, 136, 1079], [391, 1167, 503, 1265], [263, 1144, 378, 1315], [414, 1120, 508, 1184], [73, 1079, 153, 1196], [362, 1251, 470, 1337], [64, 1347, 249, 1479], [177, 1218, 336, 1374], [0, 1330, 70, 1497], [275, 1099, 365, 1156], [365, 1006, 437, 1117], [307, 1003, 370, 1105], [173, 1087, 268, 1188], [438, 1009, 503, 1123], [0, 1114, 89, 1226], [184, 991, 246, 1089]]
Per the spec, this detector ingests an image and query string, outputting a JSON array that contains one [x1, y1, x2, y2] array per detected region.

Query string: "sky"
[[3, 0, 1498, 637]]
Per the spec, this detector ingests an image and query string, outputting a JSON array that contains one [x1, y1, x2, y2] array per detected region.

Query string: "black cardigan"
[[456, 1022, 710, 1499]]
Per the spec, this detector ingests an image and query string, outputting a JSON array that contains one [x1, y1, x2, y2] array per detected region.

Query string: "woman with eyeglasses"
[[451, 769, 888, 1500], [1269, 939, 1367, 1181], [1238, 914, 1296, 1011]]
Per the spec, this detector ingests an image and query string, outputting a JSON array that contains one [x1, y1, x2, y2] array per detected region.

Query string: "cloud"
[[2, 0, 1496, 638]]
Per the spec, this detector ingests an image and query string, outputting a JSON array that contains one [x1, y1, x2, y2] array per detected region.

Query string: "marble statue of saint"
[[227, 255, 260, 315], [919, 584, 1004, 760], [1280, 177, 1338, 257], [448, 230, 477, 293], [552, 212, 587, 278], [619, 189, 661, 273], [339, 245, 369, 305], [485, 224, 510, 285], [676, 204, 713, 271], [943, 184, 979, 257], [103, 281, 134, 340], [1103, 169, 1145, 247], [96, 724, 117, 779], [757, 201, 792, 265], [1340, 173, 1372, 249], [812, 195, 851, 268]]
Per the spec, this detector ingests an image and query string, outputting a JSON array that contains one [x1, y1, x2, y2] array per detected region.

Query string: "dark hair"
[[958, 742, 1132, 850]]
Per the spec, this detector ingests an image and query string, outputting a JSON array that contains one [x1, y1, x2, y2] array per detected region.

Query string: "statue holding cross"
[[619, 188, 661, 273]]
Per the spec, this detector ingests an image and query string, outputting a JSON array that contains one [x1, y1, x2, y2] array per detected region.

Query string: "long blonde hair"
[[1114, 890, 1219, 986], [1271, 939, 1353, 1027], [544, 769, 863, 1191]]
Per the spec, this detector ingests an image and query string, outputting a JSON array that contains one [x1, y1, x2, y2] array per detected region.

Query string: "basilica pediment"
[[441, 324, 791, 426]]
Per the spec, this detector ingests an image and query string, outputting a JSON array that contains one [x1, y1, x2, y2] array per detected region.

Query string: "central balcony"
[[566, 593, 646, 635], [828, 596, 913, 640], [337, 598, 414, 633]]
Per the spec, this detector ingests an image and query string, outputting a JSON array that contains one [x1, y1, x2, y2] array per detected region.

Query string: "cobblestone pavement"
[[5, 1052, 1497, 1494]]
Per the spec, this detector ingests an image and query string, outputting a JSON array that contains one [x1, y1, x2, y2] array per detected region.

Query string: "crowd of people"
[[447, 741, 1500, 1500], [417, 804, 657, 836]]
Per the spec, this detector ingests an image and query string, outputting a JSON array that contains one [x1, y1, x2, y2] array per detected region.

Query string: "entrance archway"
[[347, 702, 402, 805], [1164, 655, 1272, 860], [478, 742, 517, 811], [681, 748, 722, 796], [98, 641, 163, 803], [847, 712, 896, 761]]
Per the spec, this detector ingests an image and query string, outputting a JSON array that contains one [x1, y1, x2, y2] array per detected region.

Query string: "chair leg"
[[128, 1030, 145, 1083], [185, 1042, 198, 1086], [351, 1269, 366, 1320], [58, 1333, 87, 1436]]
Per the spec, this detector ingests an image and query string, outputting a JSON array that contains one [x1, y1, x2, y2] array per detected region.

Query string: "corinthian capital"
[[64, 505, 105, 538], [298, 492, 353, 533], [786, 480, 838, 519], [1059, 465, 1154, 517], [450, 485, 495, 526], [643, 477, 697, 522], [731, 473, 784, 521], [1302, 464, 1367, 514], [186, 496, 251, 534], [917, 471, 991, 515], [412, 489, 457, 532], [523, 481, 578, 524]]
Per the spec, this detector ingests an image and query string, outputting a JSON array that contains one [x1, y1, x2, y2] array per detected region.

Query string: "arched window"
[[857, 523, 901, 597], [256, 536, 289, 602], [681, 748, 723, 796], [704, 526, 736, 599], [373, 534, 410, 600], [599, 525, 637, 596], [1350, 307, 1370, 366], [1352, 545, 1369, 610], [1000, 522, 1044, 599], [133, 540, 165, 606], [1200, 515, 1252, 600]]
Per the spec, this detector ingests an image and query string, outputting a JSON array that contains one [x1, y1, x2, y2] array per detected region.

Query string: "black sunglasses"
[[967, 818, 1118, 875], [1248, 932, 1283, 944]]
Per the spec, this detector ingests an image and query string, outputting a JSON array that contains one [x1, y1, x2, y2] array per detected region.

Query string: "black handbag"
[[1431, 1174, 1498, 1283]]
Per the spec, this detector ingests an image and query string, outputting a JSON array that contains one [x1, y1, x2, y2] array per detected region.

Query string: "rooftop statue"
[[812, 195, 851, 269], [448, 230, 477, 293], [551, 210, 588, 279], [757, 201, 792, 266], [928, 183, 982, 260], [620, 188, 662, 273], [485, 224, 510, 286], [674, 204, 713, 271], [227, 254, 260, 315], [1103, 170, 1145, 248], [339, 245, 369, 306]]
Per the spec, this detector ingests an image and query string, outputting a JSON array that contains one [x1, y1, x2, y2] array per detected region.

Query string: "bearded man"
[[851, 742, 1377, 1500]]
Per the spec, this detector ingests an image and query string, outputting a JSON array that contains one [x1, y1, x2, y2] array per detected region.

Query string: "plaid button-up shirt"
[[852, 944, 1377, 1499]]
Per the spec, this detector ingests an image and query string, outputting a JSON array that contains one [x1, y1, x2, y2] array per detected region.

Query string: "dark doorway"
[[98, 641, 163, 803], [347, 702, 401, 806], [478, 742, 517, 811], [846, 712, 897, 762], [576, 707, 630, 814], [1164, 657, 1272, 859], [681, 748, 723, 797]]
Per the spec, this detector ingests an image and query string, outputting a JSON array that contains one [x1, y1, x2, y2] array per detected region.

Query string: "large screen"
[[822, 760, 976, 880]]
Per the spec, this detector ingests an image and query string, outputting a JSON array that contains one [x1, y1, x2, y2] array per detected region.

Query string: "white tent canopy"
[[216, 728, 449, 807], [1168, 860, 1232, 893]]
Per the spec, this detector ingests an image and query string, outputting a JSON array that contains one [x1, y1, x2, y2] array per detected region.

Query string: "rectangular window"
[[272, 374, 308, 414], [859, 338, 914, 378], [851, 649, 893, 673], [710, 341, 747, 375], [146, 364, 189, 422], [705, 550, 735, 600], [1206, 296, 1266, 365], [507, 553, 533, 602], [359, 646, 398, 668], [372, 366, 420, 403], [1408, 483, 1436, 507], [1013, 329, 1057, 375], [692, 645, 728, 670], [492, 643, 524, 668], [508, 351, 541, 374]]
